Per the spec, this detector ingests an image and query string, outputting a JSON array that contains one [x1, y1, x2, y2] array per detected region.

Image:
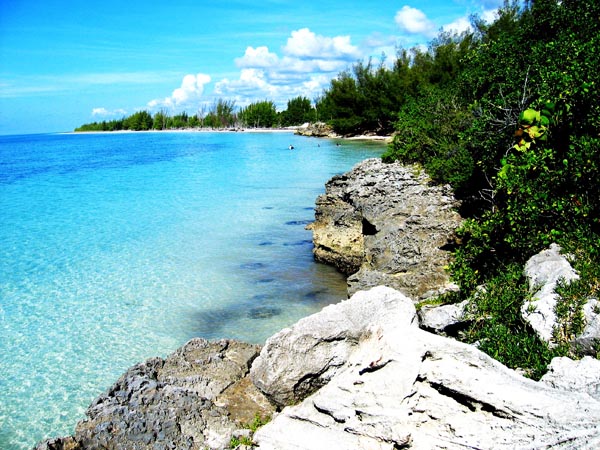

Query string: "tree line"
[[75, 97, 316, 132]]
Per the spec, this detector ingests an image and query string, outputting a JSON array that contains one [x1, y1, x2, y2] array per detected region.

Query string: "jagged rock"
[[252, 286, 600, 450], [307, 158, 463, 300], [250, 286, 417, 408], [522, 243, 599, 351], [37, 339, 274, 450], [33, 437, 80, 450], [418, 299, 469, 335], [541, 356, 600, 401]]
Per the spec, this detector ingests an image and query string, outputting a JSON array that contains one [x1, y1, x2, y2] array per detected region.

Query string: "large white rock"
[[250, 286, 417, 407], [253, 287, 600, 450], [522, 243, 599, 351], [522, 243, 579, 342]]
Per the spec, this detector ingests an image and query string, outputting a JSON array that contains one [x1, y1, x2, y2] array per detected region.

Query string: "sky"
[[0, 0, 504, 135]]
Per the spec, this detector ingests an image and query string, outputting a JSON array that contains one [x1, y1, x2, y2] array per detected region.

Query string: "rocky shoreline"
[[36, 159, 600, 449]]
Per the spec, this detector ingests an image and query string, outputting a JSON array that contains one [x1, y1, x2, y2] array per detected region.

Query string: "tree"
[[280, 96, 314, 126], [238, 100, 278, 128]]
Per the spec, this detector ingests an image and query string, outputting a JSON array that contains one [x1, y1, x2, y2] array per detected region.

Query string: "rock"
[[418, 299, 469, 335], [578, 298, 600, 353], [252, 286, 600, 450], [33, 437, 80, 450], [522, 243, 599, 351], [307, 158, 463, 300], [541, 356, 600, 401], [38, 338, 275, 450], [250, 286, 417, 408], [294, 122, 336, 138], [522, 243, 579, 343]]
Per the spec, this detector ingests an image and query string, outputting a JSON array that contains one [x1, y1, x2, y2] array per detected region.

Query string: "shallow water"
[[0, 131, 383, 449]]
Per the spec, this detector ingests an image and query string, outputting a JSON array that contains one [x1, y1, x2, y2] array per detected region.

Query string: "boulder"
[[38, 339, 274, 450], [417, 298, 469, 335], [522, 243, 599, 351], [307, 158, 463, 300], [252, 286, 600, 450], [250, 286, 417, 407]]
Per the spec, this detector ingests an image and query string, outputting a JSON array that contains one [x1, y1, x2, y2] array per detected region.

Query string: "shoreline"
[[68, 127, 393, 143]]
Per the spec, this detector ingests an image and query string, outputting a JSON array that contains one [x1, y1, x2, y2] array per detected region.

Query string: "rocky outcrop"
[[252, 286, 600, 450], [294, 122, 336, 138], [522, 243, 600, 351], [307, 158, 463, 299], [36, 339, 274, 450]]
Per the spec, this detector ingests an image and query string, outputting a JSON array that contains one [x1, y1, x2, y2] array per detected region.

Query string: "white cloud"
[[91, 107, 127, 117], [210, 27, 361, 108], [442, 16, 472, 34], [283, 28, 360, 60], [148, 73, 211, 109], [395, 6, 437, 37], [235, 46, 279, 68]]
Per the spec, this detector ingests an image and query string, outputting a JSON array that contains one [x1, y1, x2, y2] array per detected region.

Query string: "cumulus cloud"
[[148, 73, 211, 109], [442, 6, 500, 35], [235, 46, 279, 68], [283, 28, 360, 60], [442, 16, 472, 34], [92, 107, 127, 117], [212, 27, 362, 108], [395, 6, 437, 37]]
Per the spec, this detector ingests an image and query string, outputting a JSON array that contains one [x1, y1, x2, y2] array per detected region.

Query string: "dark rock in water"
[[283, 239, 312, 247], [285, 219, 312, 226], [256, 278, 275, 284], [240, 262, 267, 270], [304, 290, 325, 300], [248, 306, 282, 319], [35, 339, 275, 450]]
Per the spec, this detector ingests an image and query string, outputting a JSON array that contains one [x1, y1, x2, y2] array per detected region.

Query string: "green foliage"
[[238, 100, 278, 128], [382, 87, 474, 191], [461, 264, 557, 379], [205, 98, 237, 128], [228, 413, 271, 448], [280, 96, 314, 126]]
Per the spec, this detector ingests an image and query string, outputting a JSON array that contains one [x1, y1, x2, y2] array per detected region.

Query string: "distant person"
[[289, 145, 294, 150]]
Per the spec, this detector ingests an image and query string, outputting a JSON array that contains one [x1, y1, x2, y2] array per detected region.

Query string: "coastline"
[[69, 126, 393, 143]]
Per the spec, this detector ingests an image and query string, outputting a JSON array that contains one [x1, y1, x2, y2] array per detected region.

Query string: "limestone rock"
[[307, 158, 463, 299], [522, 243, 599, 351], [252, 287, 600, 450], [541, 356, 600, 401], [44, 339, 274, 450], [418, 299, 469, 335], [250, 286, 417, 408], [294, 122, 336, 138]]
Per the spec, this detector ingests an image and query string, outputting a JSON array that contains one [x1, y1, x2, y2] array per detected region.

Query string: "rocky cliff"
[[307, 158, 463, 299]]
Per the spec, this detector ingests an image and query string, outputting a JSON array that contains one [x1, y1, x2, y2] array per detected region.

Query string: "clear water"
[[0, 131, 383, 449]]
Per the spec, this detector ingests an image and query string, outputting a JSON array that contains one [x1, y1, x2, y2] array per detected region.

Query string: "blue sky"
[[0, 0, 503, 135]]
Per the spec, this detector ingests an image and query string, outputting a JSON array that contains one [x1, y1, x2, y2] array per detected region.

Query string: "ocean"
[[0, 131, 383, 449]]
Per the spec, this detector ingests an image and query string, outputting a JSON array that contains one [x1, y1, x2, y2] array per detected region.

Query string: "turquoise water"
[[0, 131, 383, 449]]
